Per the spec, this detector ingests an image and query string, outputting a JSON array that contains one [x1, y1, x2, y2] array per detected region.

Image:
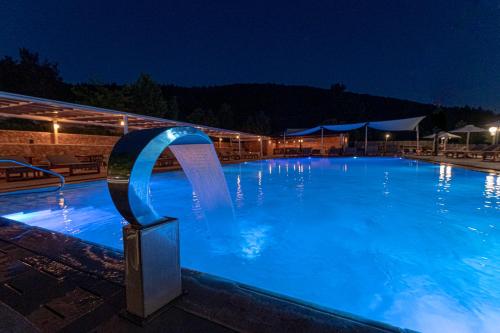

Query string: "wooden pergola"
[[0, 91, 264, 141]]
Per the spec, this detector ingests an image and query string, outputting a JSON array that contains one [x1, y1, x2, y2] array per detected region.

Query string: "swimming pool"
[[1, 157, 499, 332]]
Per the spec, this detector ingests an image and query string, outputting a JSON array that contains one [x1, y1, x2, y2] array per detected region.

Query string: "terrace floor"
[[0, 217, 414, 333], [410, 155, 500, 173]]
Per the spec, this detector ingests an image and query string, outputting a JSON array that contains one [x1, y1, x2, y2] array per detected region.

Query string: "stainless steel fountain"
[[107, 126, 229, 319]]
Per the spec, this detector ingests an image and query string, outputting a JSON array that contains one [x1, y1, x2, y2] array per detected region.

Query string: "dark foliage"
[[0, 49, 497, 137]]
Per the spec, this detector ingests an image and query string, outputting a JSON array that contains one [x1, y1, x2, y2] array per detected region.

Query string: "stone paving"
[[410, 155, 500, 172], [0, 217, 416, 333]]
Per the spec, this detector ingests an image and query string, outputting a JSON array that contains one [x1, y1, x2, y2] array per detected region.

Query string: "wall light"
[[53, 123, 60, 130], [120, 120, 125, 126]]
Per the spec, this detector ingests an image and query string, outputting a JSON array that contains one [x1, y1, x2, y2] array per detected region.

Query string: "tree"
[[243, 110, 271, 134], [187, 108, 219, 127], [166, 96, 180, 120], [0, 48, 70, 99], [72, 82, 130, 111], [217, 103, 234, 129], [330, 83, 346, 95], [128, 74, 168, 118]]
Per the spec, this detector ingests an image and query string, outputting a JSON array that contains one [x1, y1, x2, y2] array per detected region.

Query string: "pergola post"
[[364, 124, 368, 155], [237, 135, 241, 157], [320, 127, 324, 154], [258, 137, 263, 158], [416, 124, 420, 152]]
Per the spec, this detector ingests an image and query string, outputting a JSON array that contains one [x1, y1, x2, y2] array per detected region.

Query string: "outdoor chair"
[[47, 155, 100, 176]]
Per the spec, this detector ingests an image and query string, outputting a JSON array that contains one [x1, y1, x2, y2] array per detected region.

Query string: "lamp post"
[[258, 137, 262, 158], [53, 121, 60, 144], [121, 115, 129, 134], [489, 127, 498, 145]]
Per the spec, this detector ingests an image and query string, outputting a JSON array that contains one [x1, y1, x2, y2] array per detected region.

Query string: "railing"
[[0, 159, 65, 194]]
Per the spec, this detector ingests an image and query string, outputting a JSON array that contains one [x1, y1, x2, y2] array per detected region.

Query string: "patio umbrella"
[[423, 131, 461, 140], [450, 124, 487, 150], [423, 131, 461, 151]]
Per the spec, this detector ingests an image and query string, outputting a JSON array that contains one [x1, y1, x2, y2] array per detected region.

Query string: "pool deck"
[[409, 155, 500, 173], [0, 217, 416, 333]]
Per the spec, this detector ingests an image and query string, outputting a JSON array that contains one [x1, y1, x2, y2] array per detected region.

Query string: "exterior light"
[[236, 135, 240, 139], [258, 137, 261, 142], [120, 120, 125, 126], [53, 123, 60, 130], [489, 127, 498, 136], [219, 137, 222, 141], [385, 133, 390, 139]]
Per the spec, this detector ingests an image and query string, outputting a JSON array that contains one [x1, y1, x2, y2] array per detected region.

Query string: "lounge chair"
[[301, 148, 312, 156], [465, 145, 498, 159], [47, 155, 100, 176], [218, 152, 231, 162], [328, 147, 341, 156], [342, 147, 357, 156], [482, 146, 500, 162], [155, 157, 175, 167], [311, 149, 322, 156], [0, 156, 49, 182], [365, 145, 380, 156]]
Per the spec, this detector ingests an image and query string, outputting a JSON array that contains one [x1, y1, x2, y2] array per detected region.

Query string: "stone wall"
[[0, 130, 119, 163], [0, 130, 119, 145]]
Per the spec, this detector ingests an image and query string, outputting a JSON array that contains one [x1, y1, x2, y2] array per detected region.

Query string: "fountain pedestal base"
[[123, 218, 181, 318]]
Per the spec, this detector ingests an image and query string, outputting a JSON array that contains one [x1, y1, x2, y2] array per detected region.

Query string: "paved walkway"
[[410, 155, 500, 173], [0, 217, 414, 333]]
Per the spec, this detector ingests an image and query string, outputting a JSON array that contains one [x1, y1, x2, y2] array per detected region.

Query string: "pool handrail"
[[0, 159, 65, 194]]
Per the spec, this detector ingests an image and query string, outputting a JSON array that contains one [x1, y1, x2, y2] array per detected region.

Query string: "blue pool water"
[[1, 157, 499, 332]]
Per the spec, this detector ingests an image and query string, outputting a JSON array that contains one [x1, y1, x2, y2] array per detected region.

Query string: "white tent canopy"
[[368, 116, 425, 131], [287, 126, 323, 136], [323, 122, 367, 132], [288, 116, 425, 136], [286, 116, 426, 153]]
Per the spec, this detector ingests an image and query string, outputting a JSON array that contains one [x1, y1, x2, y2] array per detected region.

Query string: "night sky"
[[1, 1, 499, 111]]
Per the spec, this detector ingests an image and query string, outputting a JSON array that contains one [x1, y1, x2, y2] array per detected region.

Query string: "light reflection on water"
[[1, 157, 499, 333]]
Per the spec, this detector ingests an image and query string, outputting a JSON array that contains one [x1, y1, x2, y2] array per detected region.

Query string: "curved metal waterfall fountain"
[[107, 126, 231, 319]]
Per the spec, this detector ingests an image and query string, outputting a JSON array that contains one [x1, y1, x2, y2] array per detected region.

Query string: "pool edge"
[[0, 216, 417, 333]]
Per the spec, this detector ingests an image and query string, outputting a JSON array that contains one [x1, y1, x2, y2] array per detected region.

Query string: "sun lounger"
[[342, 147, 357, 156], [47, 155, 100, 176]]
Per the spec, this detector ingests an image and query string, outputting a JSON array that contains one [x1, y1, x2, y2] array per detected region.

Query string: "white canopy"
[[323, 122, 367, 132], [288, 116, 425, 136], [287, 126, 323, 136], [368, 116, 425, 131], [285, 116, 425, 154]]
